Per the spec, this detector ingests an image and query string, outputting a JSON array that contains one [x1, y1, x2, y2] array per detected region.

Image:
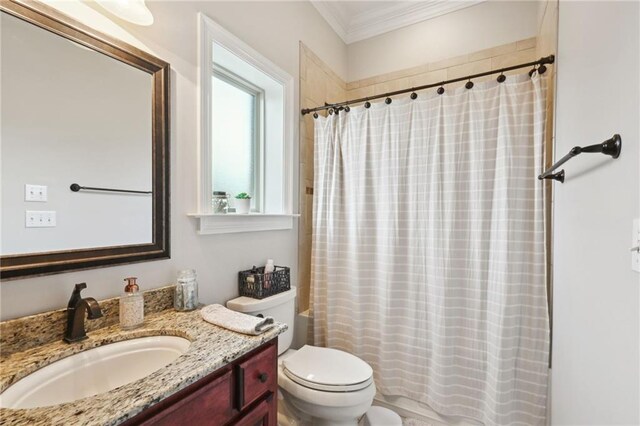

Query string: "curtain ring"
[[410, 92, 418, 100], [538, 64, 547, 75], [465, 80, 474, 89], [313, 112, 318, 119], [328, 108, 334, 115], [437, 86, 445, 95], [364, 101, 371, 108], [497, 73, 506, 83], [344, 105, 351, 112], [529, 66, 538, 77], [385, 97, 392, 104]]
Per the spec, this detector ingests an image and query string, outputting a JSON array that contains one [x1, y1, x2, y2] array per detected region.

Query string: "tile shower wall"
[[298, 43, 347, 312], [346, 37, 538, 99]]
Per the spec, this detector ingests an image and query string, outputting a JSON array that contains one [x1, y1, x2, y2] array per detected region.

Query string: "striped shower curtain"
[[311, 73, 549, 425]]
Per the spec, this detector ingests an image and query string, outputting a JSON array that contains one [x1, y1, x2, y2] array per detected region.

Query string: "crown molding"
[[311, 1, 487, 45], [310, 0, 348, 42]]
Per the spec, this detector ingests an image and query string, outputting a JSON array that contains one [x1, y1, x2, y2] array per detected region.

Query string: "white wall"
[[551, 2, 640, 424], [0, 1, 347, 320], [347, 1, 539, 81], [1, 12, 152, 254]]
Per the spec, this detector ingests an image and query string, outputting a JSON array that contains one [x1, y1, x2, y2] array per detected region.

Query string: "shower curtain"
[[311, 73, 549, 425]]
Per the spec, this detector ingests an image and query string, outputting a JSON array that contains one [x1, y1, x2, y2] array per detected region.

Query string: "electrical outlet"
[[632, 218, 640, 273], [25, 211, 56, 228], [25, 184, 47, 202]]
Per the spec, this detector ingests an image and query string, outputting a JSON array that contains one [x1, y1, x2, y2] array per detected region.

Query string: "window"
[[194, 14, 295, 234], [212, 69, 263, 212]]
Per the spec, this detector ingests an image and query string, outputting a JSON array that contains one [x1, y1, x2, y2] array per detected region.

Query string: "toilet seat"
[[282, 345, 373, 392]]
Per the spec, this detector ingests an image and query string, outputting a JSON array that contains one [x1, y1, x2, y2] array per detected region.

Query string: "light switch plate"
[[632, 218, 640, 273], [25, 184, 47, 202], [25, 211, 56, 228]]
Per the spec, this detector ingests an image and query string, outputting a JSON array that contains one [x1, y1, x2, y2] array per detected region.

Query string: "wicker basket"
[[238, 265, 291, 299]]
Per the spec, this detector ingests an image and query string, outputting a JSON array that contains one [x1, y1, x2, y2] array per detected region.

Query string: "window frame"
[[195, 13, 297, 234]]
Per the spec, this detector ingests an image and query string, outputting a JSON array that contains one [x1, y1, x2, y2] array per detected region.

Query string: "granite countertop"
[[0, 307, 287, 425]]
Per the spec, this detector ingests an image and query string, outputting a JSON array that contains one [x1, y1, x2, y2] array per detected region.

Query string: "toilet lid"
[[282, 345, 373, 392]]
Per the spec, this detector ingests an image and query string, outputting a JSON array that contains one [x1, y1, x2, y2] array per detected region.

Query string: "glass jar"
[[212, 191, 229, 214], [174, 269, 199, 311]]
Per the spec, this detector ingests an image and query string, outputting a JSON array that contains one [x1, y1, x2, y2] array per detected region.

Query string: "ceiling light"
[[96, 0, 154, 26]]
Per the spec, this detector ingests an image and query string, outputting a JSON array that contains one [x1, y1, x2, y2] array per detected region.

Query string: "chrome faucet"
[[64, 283, 103, 343]]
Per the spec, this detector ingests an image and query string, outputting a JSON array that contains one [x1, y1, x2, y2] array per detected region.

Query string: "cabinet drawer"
[[236, 343, 277, 410], [140, 369, 234, 426]]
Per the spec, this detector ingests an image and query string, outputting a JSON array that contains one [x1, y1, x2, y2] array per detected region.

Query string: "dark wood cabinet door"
[[234, 396, 274, 426], [138, 370, 235, 426]]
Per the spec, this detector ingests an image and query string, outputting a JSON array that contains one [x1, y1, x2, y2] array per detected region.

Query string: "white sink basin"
[[0, 335, 190, 409]]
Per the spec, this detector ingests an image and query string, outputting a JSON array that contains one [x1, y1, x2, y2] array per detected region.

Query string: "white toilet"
[[227, 286, 390, 426]]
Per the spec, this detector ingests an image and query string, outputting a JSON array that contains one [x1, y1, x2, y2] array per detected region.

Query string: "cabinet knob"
[[258, 373, 268, 383]]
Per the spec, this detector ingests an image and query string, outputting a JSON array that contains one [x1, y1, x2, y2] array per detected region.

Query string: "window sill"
[[188, 213, 299, 235]]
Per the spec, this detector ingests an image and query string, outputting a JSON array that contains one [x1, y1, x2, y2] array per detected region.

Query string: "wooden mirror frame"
[[0, 0, 170, 280]]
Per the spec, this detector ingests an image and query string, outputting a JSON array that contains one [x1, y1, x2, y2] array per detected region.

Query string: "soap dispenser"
[[120, 277, 144, 330]]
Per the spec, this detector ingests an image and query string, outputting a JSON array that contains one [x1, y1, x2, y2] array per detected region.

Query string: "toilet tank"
[[226, 286, 296, 355]]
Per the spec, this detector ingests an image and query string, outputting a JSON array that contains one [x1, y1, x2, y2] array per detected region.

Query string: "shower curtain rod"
[[301, 55, 555, 117]]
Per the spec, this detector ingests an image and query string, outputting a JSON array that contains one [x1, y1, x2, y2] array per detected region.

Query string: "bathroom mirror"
[[0, 1, 170, 279]]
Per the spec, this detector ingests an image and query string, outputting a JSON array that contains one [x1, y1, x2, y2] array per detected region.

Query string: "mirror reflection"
[[1, 12, 153, 256]]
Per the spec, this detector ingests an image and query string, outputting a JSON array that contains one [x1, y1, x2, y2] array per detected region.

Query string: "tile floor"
[[402, 417, 435, 426]]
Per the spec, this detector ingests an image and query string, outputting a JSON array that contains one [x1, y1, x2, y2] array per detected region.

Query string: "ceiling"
[[311, 0, 486, 44]]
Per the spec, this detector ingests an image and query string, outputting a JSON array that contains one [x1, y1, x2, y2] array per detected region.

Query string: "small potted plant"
[[234, 192, 251, 214]]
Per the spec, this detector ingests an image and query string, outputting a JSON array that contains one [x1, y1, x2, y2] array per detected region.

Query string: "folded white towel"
[[200, 304, 275, 335]]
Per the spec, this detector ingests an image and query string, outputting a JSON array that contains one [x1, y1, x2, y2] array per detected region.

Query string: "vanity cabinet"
[[123, 338, 277, 426]]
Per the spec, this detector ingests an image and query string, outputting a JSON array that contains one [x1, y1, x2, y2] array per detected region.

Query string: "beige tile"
[[301, 97, 316, 110], [305, 179, 314, 195], [408, 69, 447, 89], [373, 77, 410, 97], [297, 202, 305, 237], [305, 137, 314, 181], [326, 80, 347, 104], [517, 37, 537, 51], [446, 58, 492, 80], [298, 233, 306, 257], [306, 62, 327, 96], [299, 134, 306, 165], [303, 114, 315, 141], [299, 170, 309, 194], [347, 85, 375, 102], [372, 64, 428, 85], [297, 212, 312, 298], [491, 48, 537, 70], [346, 80, 361, 91], [428, 53, 468, 72], [302, 44, 346, 91], [304, 190, 313, 235], [298, 163, 307, 209], [468, 42, 517, 62], [305, 47, 324, 71], [297, 241, 311, 312], [355, 75, 378, 89], [318, 59, 339, 83]]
